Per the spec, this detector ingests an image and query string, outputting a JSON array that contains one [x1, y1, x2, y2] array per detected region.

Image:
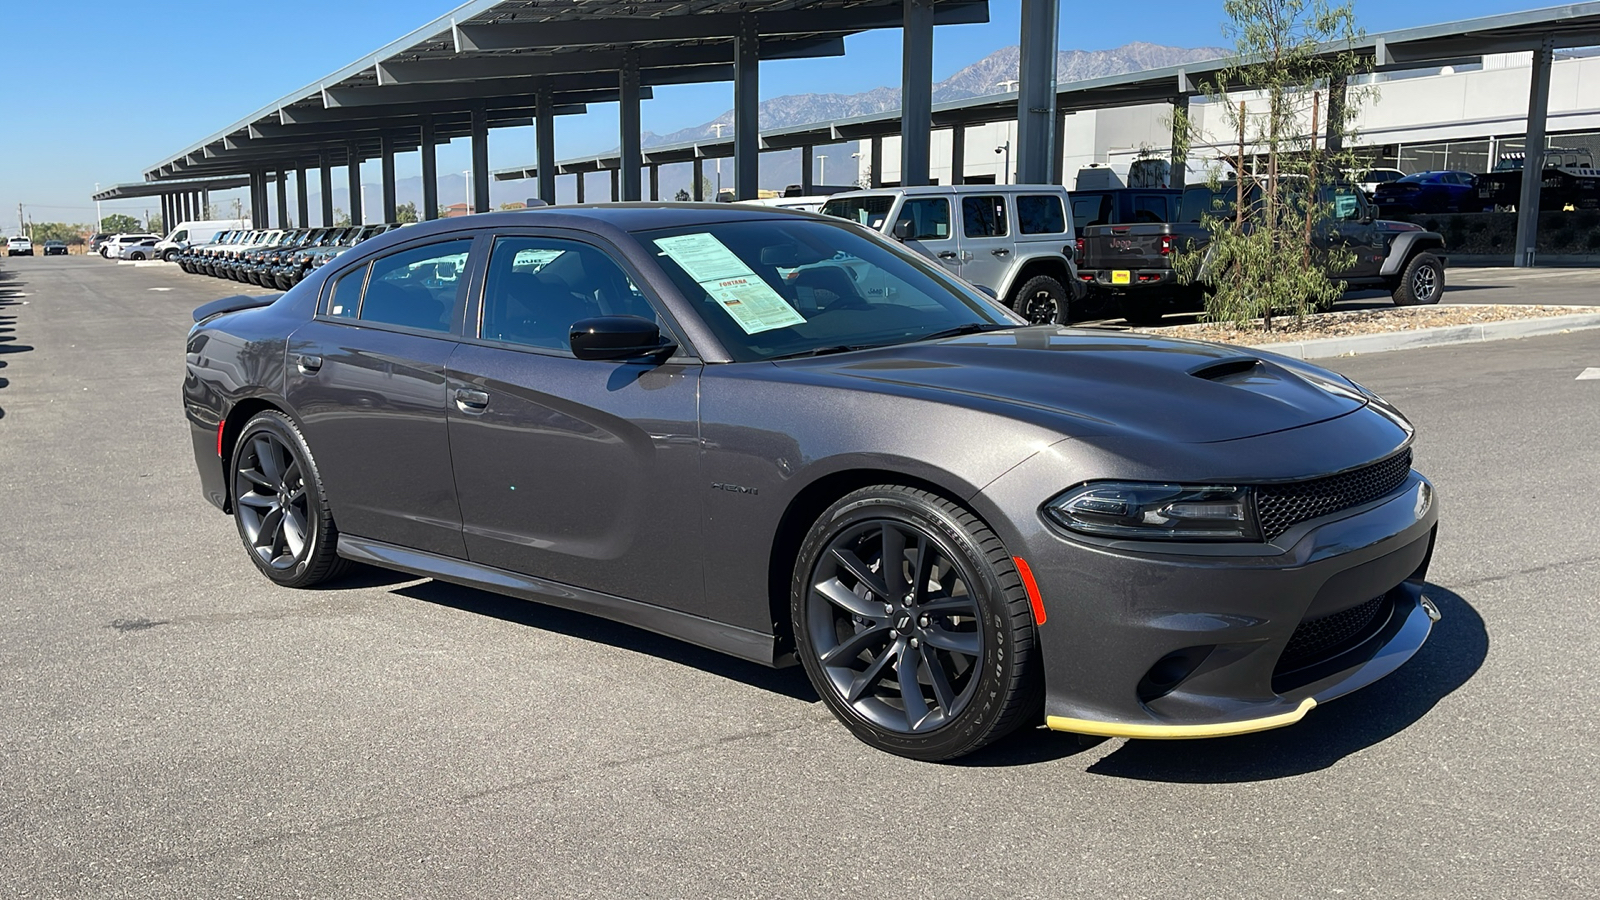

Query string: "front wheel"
[[231, 411, 348, 588], [1011, 274, 1070, 325], [163, 249, 180, 262], [791, 485, 1042, 760], [1392, 252, 1444, 306]]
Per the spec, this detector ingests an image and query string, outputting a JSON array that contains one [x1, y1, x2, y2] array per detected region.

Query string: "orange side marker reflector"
[[216, 420, 226, 457], [1014, 556, 1046, 625]]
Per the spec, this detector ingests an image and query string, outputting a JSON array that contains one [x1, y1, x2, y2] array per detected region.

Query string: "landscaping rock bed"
[[1141, 304, 1596, 345]]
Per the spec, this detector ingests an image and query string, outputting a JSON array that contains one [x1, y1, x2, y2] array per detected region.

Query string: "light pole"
[[711, 122, 729, 199], [463, 170, 472, 214], [816, 154, 827, 186], [995, 141, 1011, 185], [94, 183, 103, 234], [851, 152, 863, 187]]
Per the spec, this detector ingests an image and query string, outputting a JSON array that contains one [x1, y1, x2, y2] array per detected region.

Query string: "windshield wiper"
[[915, 322, 1011, 342], [769, 344, 878, 360]]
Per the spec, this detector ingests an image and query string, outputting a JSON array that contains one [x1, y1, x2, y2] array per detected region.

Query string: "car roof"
[[828, 184, 1067, 198]]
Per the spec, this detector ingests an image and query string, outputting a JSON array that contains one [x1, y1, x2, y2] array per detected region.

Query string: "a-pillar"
[[900, 0, 934, 186], [1514, 36, 1555, 268], [420, 118, 439, 220], [649, 165, 660, 201], [471, 104, 491, 214], [692, 158, 705, 200], [536, 83, 557, 205], [380, 134, 398, 223], [619, 49, 643, 201], [1015, 0, 1060, 184], [732, 15, 760, 200], [275, 171, 289, 227], [950, 124, 966, 185], [347, 144, 363, 225], [296, 167, 309, 227], [1170, 94, 1191, 189], [801, 145, 814, 193], [869, 136, 883, 188], [319, 155, 334, 226]]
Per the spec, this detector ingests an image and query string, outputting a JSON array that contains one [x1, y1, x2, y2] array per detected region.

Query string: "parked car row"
[[177, 224, 402, 290]]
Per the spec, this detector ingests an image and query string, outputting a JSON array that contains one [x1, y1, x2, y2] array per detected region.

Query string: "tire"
[[1010, 274, 1070, 325], [791, 485, 1042, 761], [129, 252, 145, 261], [1391, 252, 1444, 306], [230, 411, 349, 588], [163, 249, 180, 262]]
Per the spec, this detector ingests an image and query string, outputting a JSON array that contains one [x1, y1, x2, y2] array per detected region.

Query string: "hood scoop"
[[1188, 356, 1262, 383]]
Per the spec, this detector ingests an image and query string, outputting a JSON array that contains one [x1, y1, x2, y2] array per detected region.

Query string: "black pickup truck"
[[1078, 182, 1448, 323]]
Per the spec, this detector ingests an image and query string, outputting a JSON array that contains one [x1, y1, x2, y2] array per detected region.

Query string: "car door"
[[893, 195, 959, 276], [445, 232, 706, 613], [1322, 184, 1385, 279], [283, 236, 476, 558], [954, 193, 1013, 292]]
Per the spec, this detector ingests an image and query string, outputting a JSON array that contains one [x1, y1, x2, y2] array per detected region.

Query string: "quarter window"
[[327, 266, 366, 318], [480, 237, 659, 352], [961, 195, 1008, 237], [1017, 194, 1066, 234]]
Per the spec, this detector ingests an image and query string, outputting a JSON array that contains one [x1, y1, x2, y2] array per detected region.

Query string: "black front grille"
[[1277, 595, 1388, 673], [1255, 449, 1413, 541]]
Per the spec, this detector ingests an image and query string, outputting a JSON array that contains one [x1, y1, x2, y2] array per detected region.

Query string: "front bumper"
[[984, 444, 1440, 738]]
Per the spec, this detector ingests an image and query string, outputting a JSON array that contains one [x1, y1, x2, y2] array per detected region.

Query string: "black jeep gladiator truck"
[[1078, 181, 1448, 324]]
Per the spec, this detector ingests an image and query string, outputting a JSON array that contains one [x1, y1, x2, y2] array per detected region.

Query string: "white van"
[[154, 219, 251, 262]]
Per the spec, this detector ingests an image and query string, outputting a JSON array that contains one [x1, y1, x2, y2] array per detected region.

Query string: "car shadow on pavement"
[[389, 578, 822, 702], [1081, 583, 1486, 783], [0, 269, 33, 420]]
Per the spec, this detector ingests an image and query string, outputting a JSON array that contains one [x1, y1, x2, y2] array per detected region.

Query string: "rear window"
[[1130, 194, 1172, 223], [1017, 194, 1066, 234]]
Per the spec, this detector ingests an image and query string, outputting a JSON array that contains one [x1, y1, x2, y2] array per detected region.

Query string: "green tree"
[[396, 202, 419, 223], [100, 213, 142, 234], [148, 215, 165, 235], [332, 208, 353, 227], [674, 188, 691, 202], [1172, 0, 1374, 328], [29, 222, 89, 245]]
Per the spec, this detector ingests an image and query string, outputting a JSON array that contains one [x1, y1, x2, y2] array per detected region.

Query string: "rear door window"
[[961, 195, 1008, 237]]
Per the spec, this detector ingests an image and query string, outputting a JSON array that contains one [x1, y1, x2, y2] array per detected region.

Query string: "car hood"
[[776, 328, 1368, 444]]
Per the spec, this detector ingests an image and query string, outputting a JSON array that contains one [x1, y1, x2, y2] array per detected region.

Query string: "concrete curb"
[[1247, 313, 1600, 360]]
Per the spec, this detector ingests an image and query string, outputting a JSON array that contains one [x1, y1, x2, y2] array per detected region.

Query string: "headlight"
[[1044, 482, 1259, 541]]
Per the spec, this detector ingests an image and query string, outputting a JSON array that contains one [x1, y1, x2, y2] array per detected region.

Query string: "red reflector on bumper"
[[216, 420, 226, 457], [1013, 557, 1046, 625]]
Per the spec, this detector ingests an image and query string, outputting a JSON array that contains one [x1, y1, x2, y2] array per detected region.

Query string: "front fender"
[[1380, 231, 1446, 276]]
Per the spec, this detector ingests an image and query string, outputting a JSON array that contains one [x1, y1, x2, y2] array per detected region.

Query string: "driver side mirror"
[[890, 219, 913, 242], [569, 316, 676, 362]]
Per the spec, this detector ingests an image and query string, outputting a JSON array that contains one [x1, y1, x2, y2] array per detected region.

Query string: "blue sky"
[[0, 0, 1552, 229]]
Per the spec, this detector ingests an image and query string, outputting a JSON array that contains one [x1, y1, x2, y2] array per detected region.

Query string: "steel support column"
[[320, 155, 334, 226], [1514, 37, 1555, 268], [536, 83, 558, 204], [380, 134, 398, 223], [1015, 0, 1059, 184], [296, 167, 310, 227], [471, 105, 491, 214], [1051, 107, 1067, 185], [1325, 78, 1347, 153], [420, 118, 439, 220], [160, 195, 171, 232], [610, 168, 620, 202], [733, 15, 760, 200], [900, 0, 934, 187], [347, 145, 363, 226], [249, 170, 267, 228], [869, 136, 883, 188], [619, 49, 643, 201], [950, 125, 966, 185], [802, 145, 814, 193], [692, 158, 704, 201], [649, 165, 660, 201], [275, 171, 289, 227], [201, 190, 211, 219], [575, 172, 585, 204], [1171, 94, 1191, 189]]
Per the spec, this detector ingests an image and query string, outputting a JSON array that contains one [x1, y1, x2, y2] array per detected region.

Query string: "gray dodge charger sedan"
[[183, 205, 1440, 761]]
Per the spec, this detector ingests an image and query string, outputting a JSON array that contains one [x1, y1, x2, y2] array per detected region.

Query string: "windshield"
[[635, 218, 1014, 363], [820, 194, 896, 230]]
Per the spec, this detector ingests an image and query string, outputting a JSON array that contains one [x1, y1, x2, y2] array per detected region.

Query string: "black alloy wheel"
[[793, 485, 1041, 760], [1391, 252, 1444, 306], [1012, 274, 1069, 325], [231, 411, 347, 587]]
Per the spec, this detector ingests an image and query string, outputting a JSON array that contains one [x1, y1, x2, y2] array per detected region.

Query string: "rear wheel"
[[791, 485, 1041, 760], [1011, 275, 1070, 325], [1391, 252, 1444, 306], [231, 411, 348, 588], [129, 252, 145, 261]]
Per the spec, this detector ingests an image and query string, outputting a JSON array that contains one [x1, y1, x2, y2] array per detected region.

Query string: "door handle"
[[454, 388, 490, 413], [937, 251, 959, 260], [991, 248, 1010, 257], [295, 354, 322, 374]]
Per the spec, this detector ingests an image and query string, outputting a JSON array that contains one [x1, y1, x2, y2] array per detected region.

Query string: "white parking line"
[[1578, 368, 1600, 380], [148, 288, 173, 292]]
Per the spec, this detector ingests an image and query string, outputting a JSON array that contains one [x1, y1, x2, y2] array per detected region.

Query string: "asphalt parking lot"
[[2, 255, 1597, 898]]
